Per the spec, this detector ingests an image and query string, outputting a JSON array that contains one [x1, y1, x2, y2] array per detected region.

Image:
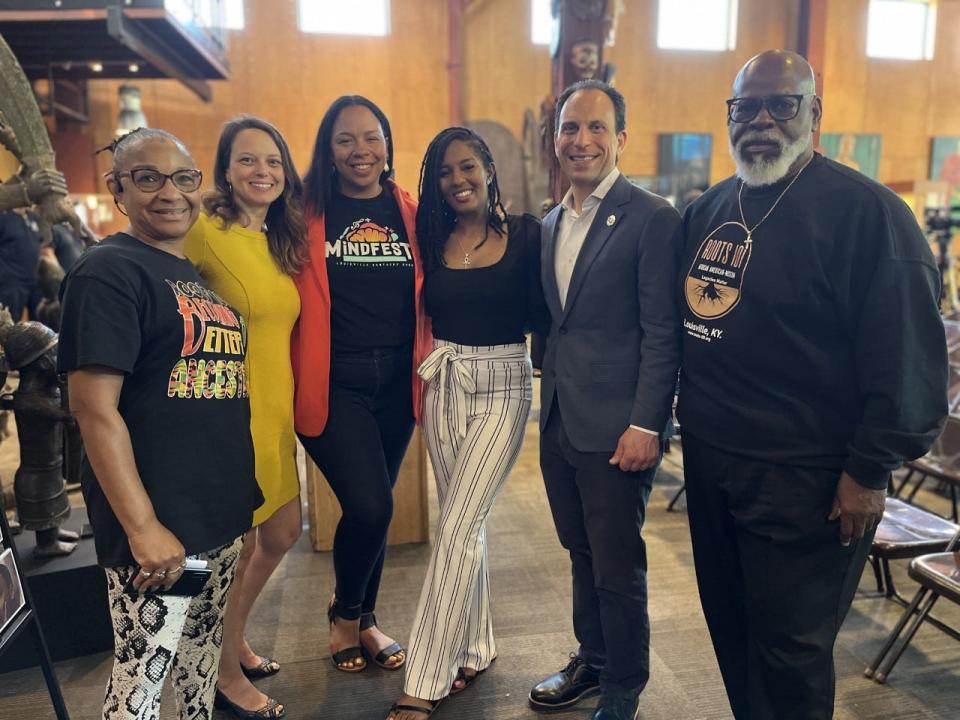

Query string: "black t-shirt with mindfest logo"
[[325, 188, 415, 350], [58, 233, 262, 567]]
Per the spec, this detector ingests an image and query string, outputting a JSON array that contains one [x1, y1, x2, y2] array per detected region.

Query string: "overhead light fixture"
[[115, 85, 148, 138], [128, 63, 139, 73], [90, 62, 103, 72]]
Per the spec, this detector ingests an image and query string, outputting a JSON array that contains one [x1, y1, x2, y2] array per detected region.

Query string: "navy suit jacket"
[[540, 173, 682, 452]]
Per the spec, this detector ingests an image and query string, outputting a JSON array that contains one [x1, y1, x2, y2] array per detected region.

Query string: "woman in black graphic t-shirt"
[[293, 96, 430, 675], [58, 128, 263, 720]]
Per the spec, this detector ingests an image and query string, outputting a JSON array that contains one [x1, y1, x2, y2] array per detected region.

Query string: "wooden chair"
[[864, 527, 960, 683]]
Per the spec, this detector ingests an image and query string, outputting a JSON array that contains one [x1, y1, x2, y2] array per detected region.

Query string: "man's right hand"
[[127, 520, 186, 592]]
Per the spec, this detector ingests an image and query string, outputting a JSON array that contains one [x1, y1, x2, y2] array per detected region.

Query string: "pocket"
[[591, 363, 636, 383]]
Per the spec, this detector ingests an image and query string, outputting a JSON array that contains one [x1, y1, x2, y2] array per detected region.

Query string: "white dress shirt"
[[554, 167, 621, 308], [552, 168, 658, 438]]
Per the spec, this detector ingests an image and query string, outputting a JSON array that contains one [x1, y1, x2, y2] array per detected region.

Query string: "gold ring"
[[141, 570, 153, 578]]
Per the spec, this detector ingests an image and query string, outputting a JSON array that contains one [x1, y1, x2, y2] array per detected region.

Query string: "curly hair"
[[416, 126, 505, 271], [202, 116, 308, 275]]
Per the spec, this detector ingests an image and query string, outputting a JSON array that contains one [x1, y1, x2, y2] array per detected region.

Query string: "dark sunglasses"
[[115, 168, 202, 193], [725, 94, 814, 123]]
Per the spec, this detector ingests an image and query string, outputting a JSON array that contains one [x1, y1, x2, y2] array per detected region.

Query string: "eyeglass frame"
[[112, 168, 203, 193], [725, 94, 816, 124]]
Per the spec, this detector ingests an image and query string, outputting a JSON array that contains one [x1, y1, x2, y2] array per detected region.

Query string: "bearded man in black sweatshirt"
[[677, 49, 948, 720]]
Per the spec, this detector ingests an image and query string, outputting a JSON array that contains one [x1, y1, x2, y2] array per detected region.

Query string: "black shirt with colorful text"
[[325, 188, 415, 350], [58, 232, 262, 566]]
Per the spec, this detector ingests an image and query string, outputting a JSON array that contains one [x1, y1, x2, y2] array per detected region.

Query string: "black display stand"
[[0, 509, 70, 720]]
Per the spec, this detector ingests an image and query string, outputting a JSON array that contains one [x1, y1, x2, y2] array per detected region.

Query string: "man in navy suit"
[[528, 80, 682, 720]]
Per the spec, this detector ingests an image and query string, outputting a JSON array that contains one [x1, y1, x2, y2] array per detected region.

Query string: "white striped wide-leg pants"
[[404, 340, 532, 701]]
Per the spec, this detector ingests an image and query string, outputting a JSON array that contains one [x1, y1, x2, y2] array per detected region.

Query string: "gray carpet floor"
[[1, 415, 959, 719]]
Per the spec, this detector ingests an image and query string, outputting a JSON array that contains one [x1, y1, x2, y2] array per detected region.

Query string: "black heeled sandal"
[[214, 688, 285, 719], [360, 611, 406, 670], [327, 599, 366, 673]]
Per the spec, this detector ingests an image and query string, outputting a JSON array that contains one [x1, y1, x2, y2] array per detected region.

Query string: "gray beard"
[[730, 132, 812, 187]]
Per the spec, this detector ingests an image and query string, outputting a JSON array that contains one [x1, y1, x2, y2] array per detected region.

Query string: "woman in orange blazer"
[[292, 95, 430, 675]]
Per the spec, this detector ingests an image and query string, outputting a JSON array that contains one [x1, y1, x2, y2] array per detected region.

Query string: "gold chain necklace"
[[452, 223, 489, 267], [736, 155, 813, 244]]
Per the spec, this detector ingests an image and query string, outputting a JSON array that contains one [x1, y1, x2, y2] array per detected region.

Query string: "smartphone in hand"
[[123, 559, 211, 597]]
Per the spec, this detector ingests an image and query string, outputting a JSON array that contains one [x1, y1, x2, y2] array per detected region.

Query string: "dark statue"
[[0, 320, 77, 556]]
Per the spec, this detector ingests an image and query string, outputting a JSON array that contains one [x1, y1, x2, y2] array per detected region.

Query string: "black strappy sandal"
[[241, 655, 280, 680], [360, 611, 406, 670], [214, 689, 285, 719], [387, 699, 441, 719], [449, 655, 496, 695], [328, 599, 366, 673]]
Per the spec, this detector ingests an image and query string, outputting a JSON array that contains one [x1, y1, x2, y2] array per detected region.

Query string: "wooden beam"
[[448, 0, 464, 126], [796, 0, 827, 146]]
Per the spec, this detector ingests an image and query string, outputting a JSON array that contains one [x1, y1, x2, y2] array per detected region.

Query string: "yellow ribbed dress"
[[185, 212, 301, 525]]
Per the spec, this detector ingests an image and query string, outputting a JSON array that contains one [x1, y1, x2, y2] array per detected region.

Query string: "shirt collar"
[[560, 168, 621, 214]]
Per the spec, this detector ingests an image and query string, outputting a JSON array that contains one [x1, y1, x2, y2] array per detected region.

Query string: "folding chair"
[[864, 527, 960, 683]]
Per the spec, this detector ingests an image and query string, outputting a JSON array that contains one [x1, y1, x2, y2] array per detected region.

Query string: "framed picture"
[[657, 133, 712, 206], [0, 548, 25, 636], [820, 133, 882, 179], [930, 137, 960, 186]]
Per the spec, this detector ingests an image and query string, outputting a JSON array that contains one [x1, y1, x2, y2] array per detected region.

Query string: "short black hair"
[[554, 79, 627, 134], [303, 95, 394, 217]]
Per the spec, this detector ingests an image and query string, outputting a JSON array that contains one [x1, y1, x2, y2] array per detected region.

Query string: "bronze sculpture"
[[0, 320, 77, 557]]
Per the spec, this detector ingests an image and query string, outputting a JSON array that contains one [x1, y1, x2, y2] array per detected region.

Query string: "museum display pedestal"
[[0, 507, 111, 674]]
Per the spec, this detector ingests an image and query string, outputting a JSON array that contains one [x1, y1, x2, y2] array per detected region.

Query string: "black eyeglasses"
[[725, 94, 813, 123], [115, 168, 202, 192]]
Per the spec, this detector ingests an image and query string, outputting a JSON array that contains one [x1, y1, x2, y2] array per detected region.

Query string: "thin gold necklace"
[[736, 155, 813, 244], [452, 223, 489, 267]]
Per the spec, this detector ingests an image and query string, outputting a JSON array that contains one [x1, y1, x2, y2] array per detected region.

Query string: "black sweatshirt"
[[677, 153, 948, 489]]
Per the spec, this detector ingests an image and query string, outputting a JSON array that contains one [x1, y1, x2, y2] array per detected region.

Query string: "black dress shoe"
[[592, 690, 640, 720], [529, 654, 601, 711]]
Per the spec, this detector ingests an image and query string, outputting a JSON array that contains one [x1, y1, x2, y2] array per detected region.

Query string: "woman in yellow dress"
[[185, 115, 308, 719]]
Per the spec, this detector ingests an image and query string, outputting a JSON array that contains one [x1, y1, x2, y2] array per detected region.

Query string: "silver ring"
[[140, 570, 153, 578], [154, 570, 167, 579]]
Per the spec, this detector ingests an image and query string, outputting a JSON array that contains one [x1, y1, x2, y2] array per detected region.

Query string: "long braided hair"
[[416, 126, 505, 271]]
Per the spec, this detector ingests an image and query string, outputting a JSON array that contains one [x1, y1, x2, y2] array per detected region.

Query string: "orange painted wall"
[[52, 0, 960, 202]]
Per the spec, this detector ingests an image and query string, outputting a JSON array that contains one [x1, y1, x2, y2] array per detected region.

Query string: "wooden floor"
[[1, 412, 959, 719]]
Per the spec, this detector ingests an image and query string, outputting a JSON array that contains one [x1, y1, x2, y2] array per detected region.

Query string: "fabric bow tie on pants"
[[417, 344, 478, 444]]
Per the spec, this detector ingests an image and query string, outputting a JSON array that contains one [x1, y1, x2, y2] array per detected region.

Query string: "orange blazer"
[[290, 181, 432, 436]]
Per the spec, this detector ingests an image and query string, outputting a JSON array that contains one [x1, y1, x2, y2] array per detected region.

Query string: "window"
[[866, 0, 936, 60], [657, 0, 738, 52], [300, 0, 390, 36], [532, 0, 553, 46], [199, 0, 245, 30]]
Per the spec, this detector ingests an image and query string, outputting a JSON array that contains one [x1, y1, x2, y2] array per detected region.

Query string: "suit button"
[[559, 328, 568, 335]]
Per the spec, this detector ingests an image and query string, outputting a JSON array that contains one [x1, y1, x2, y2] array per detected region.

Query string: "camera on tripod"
[[925, 205, 960, 235]]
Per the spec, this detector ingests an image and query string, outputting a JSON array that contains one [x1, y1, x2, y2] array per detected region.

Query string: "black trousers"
[[682, 432, 875, 720], [540, 404, 656, 694], [298, 344, 414, 614]]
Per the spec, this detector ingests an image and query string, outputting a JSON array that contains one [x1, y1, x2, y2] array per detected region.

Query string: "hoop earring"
[[226, 181, 233, 193], [113, 196, 128, 217]]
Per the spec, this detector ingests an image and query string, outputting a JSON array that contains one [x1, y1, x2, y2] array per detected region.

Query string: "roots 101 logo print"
[[685, 221, 752, 320]]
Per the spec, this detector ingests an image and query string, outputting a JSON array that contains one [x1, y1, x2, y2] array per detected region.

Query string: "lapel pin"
[[606, 214, 616, 227]]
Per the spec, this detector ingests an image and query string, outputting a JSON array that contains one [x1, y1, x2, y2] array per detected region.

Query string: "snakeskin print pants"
[[100, 537, 243, 720]]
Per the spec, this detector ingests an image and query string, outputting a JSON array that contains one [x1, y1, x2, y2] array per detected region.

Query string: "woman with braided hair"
[[387, 127, 549, 720], [58, 128, 261, 720]]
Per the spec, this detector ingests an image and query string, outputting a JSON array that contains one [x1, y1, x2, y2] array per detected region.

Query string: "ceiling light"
[[90, 62, 103, 72], [128, 63, 139, 72]]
